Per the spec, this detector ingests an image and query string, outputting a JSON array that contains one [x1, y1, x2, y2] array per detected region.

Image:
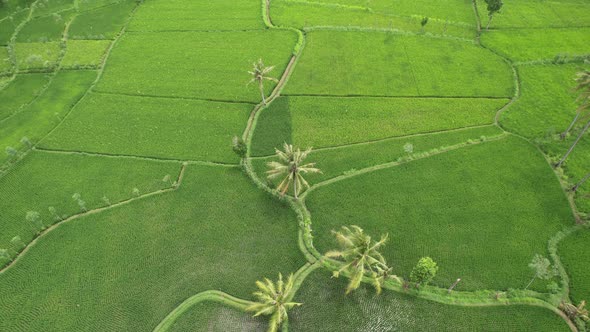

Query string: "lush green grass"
[[305, 137, 573, 291], [0, 73, 50, 121], [0, 70, 95, 163], [128, 0, 264, 31], [284, 31, 514, 97], [499, 64, 590, 213], [481, 28, 590, 62], [253, 96, 507, 149], [289, 270, 569, 331], [271, 1, 476, 39], [14, 41, 61, 70], [40, 92, 251, 163], [16, 9, 74, 42], [0, 166, 306, 331], [69, 0, 136, 39], [0, 151, 180, 255], [169, 302, 266, 332], [477, 0, 590, 28], [33, 0, 75, 17], [559, 228, 590, 304], [96, 30, 297, 102], [61, 40, 111, 68], [0, 0, 35, 20], [0, 10, 28, 45], [0, 46, 12, 73], [77, 0, 126, 11], [253, 126, 504, 184]]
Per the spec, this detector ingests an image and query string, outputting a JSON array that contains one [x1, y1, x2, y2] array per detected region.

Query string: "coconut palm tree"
[[561, 300, 589, 321], [555, 70, 590, 168], [248, 59, 278, 105], [325, 225, 397, 294], [561, 69, 590, 140], [246, 273, 302, 332], [266, 143, 321, 199]]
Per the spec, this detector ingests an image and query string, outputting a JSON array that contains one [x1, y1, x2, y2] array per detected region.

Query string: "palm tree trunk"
[[561, 112, 581, 140], [293, 172, 298, 200], [259, 80, 266, 105], [572, 172, 590, 192], [486, 15, 493, 31], [556, 120, 590, 168], [525, 276, 536, 290]]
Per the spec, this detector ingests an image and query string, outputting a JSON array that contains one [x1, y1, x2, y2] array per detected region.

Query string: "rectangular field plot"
[[290, 270, 570, 332], [271, 2, 476, 39], [16, 9, 74, 43], [40, 93, 251, 163], [284, 31, 514, 97], [0, 73, 50, 121], [14, 42, 61, 71], [0, 151, 180, 255], [251, 96, 508, 151], [306, 137, 573, 291], [129, 0, 264, 31], [477, 0, 590, 28], [482, 28, 590, 62], [69, 0, 136, 40], [0, 70, 95, 164], [96, 30, 297, 102], [0, 10, 28, 45], [61, 40, 111, 68]]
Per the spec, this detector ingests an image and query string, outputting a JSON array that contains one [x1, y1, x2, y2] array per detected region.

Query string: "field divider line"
[[33, 147, 239, 167], [282, 93, 512, 99], [0, 163, 186, 274], [92, 90, 257, 105], [126, 28, 267, 34], [300, 134, 508, 199]]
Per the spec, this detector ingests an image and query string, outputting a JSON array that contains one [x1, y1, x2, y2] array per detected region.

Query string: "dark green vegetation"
[[289, 270, 569, 331], [305, 137, 573, 290], [560, 229, 590, 304], [0, 166, 305, 330]]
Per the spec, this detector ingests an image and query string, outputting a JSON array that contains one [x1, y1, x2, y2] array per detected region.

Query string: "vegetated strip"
[[282, 93, 511, 100], [0, 163, 186, 273], [93, 90, 258, 105], [300, 133, 508, 199], [126, 28, 267, 34], [34, 147, 239, 167]]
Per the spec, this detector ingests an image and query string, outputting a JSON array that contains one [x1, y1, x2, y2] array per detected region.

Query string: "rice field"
[[0, 0, 587, 330]]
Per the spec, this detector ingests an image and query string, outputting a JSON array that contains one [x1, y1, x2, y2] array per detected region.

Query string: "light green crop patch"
[[288, 96, 508, 147], [128, 0, 264, 31], [61, 40, 111, 68], [481, 28, 590, 62], [14, 42, 61, 71], [96, 30, 298, 102], [476, 0, 590, 28], [40, 92, 252, 163], [285, 31, 514, 97], [0, 73, 50, 121]]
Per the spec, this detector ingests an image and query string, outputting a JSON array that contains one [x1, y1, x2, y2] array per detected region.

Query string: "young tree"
[[484, 0, 503, 30], [246, 273, 302, 332], [410, 257, 439, 287], [266, 143, 321, 199], [26, 211, 45, 233], [420, 17, 429, 32], [561, 300, 589, 322], [561, 70, 590, 139], [525, 254, 557, 290], [72, 193, 87, 212], [232, 135, 247, 158], [248, 59, 278, 105], [326, 225, 398, 294]]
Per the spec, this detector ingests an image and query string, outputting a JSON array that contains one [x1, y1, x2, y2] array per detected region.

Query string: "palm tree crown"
[[326, 225, 395, 294], [246, 273, 302, 332], [266, 143, 321, 199], [561, 300, 589, 321], [248, 59, 278, 105]]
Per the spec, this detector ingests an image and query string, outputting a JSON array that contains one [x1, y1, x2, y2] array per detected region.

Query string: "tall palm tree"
[[325, 225, 397, 294], [555, 69, 590, 168], [266, 143, 321, 199], [561, 300, 589, 321], [246, 273, 302, 332], [248, 59, 278, 105], [561, 69, 590, 139]]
